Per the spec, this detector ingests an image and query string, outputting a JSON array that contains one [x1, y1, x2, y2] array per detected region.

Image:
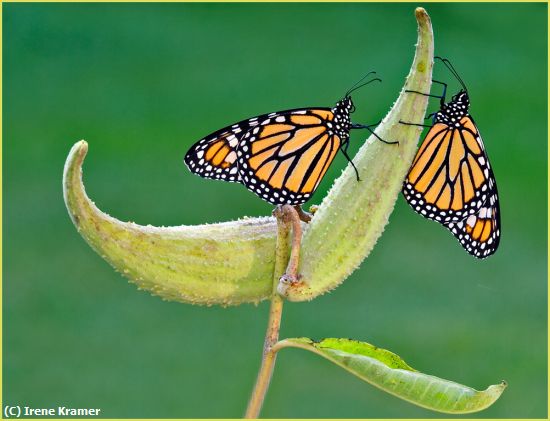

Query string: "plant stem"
[[245, 205, 299, 418], [244, 293, 284, 419]]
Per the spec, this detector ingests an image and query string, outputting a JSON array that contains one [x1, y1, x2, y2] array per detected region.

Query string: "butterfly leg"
[[404, 90, 441, 99], [351, 123, 399, 145], [406, 80, 448, 106], [340, 146, 361, 181], [425, 112, 436, 120], [273, 205, 303, 291], [294, 205, 313, 223], [399, 120, 433, 128]]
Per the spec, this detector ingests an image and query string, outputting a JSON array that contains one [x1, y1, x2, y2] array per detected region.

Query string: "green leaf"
[[274, 338, 507, 414]]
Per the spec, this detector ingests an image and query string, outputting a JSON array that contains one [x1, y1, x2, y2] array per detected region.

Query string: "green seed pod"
[[63, 8, 433, 306]]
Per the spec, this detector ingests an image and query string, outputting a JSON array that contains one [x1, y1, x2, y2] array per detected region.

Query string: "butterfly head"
[[337, 96, 355, 113], [437, 89, 470, 126], [451, 89, 470, 107]]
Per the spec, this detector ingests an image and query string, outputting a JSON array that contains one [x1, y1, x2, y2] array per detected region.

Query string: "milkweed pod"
[[63, 7, 434, 305]]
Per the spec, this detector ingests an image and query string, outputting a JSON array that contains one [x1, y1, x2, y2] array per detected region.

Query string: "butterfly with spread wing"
[[401, 57, 500, 259], [184, 73, 396, 207]]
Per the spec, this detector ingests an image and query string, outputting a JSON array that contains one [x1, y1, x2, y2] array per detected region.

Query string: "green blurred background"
[[4, 3, 547, 418]]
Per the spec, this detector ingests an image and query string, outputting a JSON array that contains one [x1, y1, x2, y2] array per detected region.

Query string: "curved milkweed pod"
[[63, 146, 276, 306], [284, 8, 433, 300], [63, 7, 433, 306]]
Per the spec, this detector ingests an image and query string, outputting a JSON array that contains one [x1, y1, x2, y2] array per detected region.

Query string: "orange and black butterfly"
[[401, 57, 500, 259], [184, 73, 395, 206]]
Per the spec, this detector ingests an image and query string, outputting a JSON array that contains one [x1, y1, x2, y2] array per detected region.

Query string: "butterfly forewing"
[[402, 90, 501, 258], [403, 116, 494, 223], [184, 123, 250, 183], [185, 95, 355, 206]]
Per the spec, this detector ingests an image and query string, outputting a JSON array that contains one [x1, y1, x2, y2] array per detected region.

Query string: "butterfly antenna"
[[345, 71, 377, 97], [345, 77, 382, 97], [435, 56, 468, 91]]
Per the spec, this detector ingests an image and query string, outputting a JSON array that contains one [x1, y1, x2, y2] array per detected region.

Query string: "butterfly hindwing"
[[444, 175, 500, 258], [236, 109, 340, 205]]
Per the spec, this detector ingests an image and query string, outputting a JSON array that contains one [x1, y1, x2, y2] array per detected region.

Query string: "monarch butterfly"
[[401, 57, 500, 259], [184, 73, 396, 206]]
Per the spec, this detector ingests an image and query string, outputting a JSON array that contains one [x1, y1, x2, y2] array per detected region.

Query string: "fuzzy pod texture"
[[63, 141, 276, 306]]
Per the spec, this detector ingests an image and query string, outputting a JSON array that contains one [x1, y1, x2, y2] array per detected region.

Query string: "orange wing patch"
[[290, 115, 323, 125], [408, 127, 449, 184], [310, 109, 334, 121], [284, 133, 328, 192], [448, 131, 466, 180], [312, 135, 341, 190], [205, 140, 225, 162], [411, 123, 448, 167], [462, 130, 482, 154], [261, 124, 294, 138], [203, 132, 239, 166], [268, 157, 294, 189], [460, 116, 477, 133], [446, 205, 500, 258], [303, 135, 340, 193], [252, 133, 291, 155], [255, 160, 278, 181], [279, 127, 325, 156], [185, 130, 241, 182]]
